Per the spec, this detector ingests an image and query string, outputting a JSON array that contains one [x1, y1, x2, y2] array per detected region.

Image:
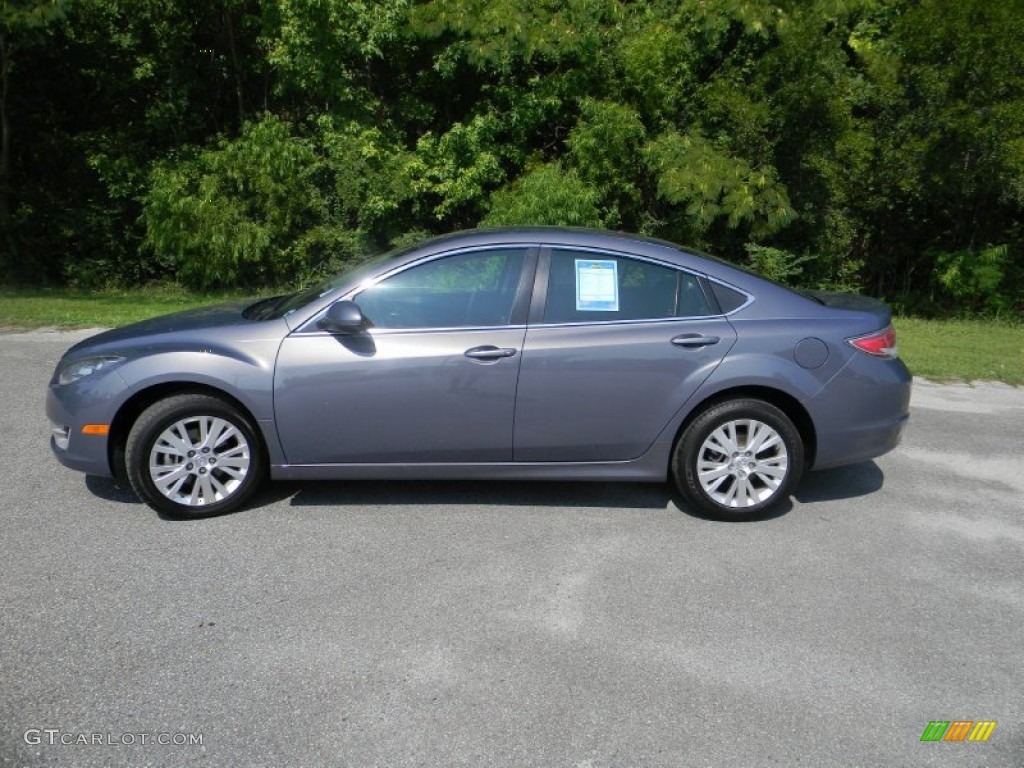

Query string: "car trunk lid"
[[800, 289, 892, 329]]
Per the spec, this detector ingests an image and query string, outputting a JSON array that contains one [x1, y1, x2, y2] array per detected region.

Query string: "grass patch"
[[894, 316, 1023, 385], [0, 285, 250, 329], [1, 288, 1020, 385]]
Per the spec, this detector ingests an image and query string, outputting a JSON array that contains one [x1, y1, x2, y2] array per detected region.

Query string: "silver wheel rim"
[[148, 415, 251, 507], [697, 419, 788, 508]]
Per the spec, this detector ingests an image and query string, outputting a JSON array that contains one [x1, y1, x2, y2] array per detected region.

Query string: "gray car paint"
[[513, 317, 736, 462], [274, 326, 527, 463], [47, 226, 911, 487]]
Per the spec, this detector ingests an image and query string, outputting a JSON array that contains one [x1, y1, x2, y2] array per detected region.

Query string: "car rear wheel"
[[125, 394, 265, 518], [674, 398, 803, 521]]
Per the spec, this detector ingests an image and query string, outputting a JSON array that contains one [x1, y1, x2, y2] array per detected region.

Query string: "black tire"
[[673, 398, 804, 521], [125, 394, 265, 518]]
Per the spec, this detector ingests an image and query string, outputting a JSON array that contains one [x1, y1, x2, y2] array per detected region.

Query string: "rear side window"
[[543, 249, 712, 324]]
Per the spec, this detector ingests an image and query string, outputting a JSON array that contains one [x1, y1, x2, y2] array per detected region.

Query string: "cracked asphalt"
[[2, 329, 1022, 767]]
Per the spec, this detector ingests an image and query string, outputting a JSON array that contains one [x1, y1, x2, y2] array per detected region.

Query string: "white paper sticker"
[[575, 259, 619, 311]]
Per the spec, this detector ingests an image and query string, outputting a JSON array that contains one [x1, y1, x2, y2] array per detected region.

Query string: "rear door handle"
[[671, 334, 720, 348], [464, 345, 518, 361]]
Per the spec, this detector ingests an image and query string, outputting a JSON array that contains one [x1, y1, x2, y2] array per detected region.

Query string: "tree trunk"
[[0, 28, 17, 270], [223, 2, 245, 127], [0, 31, 11, 227]]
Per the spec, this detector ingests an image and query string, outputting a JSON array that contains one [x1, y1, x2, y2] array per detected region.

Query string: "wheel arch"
[[669, 385, 817, 476], [108, 382, 267, 482]]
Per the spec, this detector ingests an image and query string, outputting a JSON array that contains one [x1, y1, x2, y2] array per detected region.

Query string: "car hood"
[[65, 299, 258, 356]]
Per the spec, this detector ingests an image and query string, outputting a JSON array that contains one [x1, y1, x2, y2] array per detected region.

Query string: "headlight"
[[58, 356, 125, 385]]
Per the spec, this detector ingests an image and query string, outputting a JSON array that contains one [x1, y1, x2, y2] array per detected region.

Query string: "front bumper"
[[46, 377, 124, 478]]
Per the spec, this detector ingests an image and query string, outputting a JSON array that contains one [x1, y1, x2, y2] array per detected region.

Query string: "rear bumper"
[[806, 355, 912, 470]]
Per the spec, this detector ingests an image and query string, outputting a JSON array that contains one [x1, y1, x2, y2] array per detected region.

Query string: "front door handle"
[[671, 334, 720, 348], [464, 345, 518, 361]]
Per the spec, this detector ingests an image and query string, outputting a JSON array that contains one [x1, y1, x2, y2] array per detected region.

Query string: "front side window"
[[355, 248, 527, 329], [543, 249, 712, 324]]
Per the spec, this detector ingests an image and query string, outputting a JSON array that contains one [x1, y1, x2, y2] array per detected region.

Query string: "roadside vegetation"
[[1, 0, 1021, 320], [0, 286, 246, 329], [894, 317, 1024, 386]]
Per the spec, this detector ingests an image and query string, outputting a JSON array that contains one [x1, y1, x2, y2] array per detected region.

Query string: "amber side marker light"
[[81, 424, 110, 435]]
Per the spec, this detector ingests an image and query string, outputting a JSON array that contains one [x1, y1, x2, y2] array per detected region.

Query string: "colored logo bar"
[[921, 721, 997, 742]]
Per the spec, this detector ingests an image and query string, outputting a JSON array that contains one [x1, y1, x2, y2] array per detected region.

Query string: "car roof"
[[417, 226, 686, 257]]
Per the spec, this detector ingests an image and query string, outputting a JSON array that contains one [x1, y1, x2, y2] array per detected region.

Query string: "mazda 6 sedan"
[[47, 227, 911, 520]]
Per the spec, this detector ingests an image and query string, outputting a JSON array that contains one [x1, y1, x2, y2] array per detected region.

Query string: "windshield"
[[244, 247, 410, 321]]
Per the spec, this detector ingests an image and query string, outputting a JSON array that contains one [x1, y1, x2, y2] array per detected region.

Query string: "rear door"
[[513, 247, 736, 462]]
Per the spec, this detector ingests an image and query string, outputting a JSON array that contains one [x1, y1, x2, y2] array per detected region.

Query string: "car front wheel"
[[674, 398, 804, 521], [125, 394, 265, 518]]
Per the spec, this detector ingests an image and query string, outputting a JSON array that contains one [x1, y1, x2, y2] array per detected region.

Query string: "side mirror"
[[319, 300, 366, 335]]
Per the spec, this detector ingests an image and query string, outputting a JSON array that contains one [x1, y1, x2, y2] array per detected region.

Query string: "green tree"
[[566, 99, 648, 229], [144, 114, 327, 289], [0, 0, 1020, 316], [263, 0, 409, 117], [0, 0, 67, 266], [646, 130, 794, 245], [483, 162, 602, 227]]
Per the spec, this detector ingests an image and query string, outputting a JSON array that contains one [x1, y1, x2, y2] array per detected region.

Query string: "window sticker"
[[575, 259, 619, 311]]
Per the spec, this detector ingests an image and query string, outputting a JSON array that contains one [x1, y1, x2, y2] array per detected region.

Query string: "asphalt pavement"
[[2, 328, 1022, 768]]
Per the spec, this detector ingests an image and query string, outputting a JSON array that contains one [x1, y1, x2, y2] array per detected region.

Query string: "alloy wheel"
[[695, 418, 789, 508], [148, 415, 251, 507]]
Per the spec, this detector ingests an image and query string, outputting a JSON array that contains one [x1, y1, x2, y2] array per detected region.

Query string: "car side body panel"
[[513, 318, 736, 461], [804, 353, 911, 469], [273, 327, 527, 464], [47, 318, 290, 477]]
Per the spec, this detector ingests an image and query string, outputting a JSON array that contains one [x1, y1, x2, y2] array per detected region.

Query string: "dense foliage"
[[1, 0, 1022, 314]]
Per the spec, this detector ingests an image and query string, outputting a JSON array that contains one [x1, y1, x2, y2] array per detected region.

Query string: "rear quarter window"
[[710, 281, 748, 314]]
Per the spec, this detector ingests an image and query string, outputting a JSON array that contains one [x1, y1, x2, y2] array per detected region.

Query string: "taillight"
[[847, 325, 898, 359]]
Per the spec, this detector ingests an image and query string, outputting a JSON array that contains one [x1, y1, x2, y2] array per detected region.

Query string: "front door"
[[274, 247, 532, 464]]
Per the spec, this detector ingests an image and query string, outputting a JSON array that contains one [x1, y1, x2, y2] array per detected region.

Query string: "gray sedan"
[[46, 227, 911, 520]]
